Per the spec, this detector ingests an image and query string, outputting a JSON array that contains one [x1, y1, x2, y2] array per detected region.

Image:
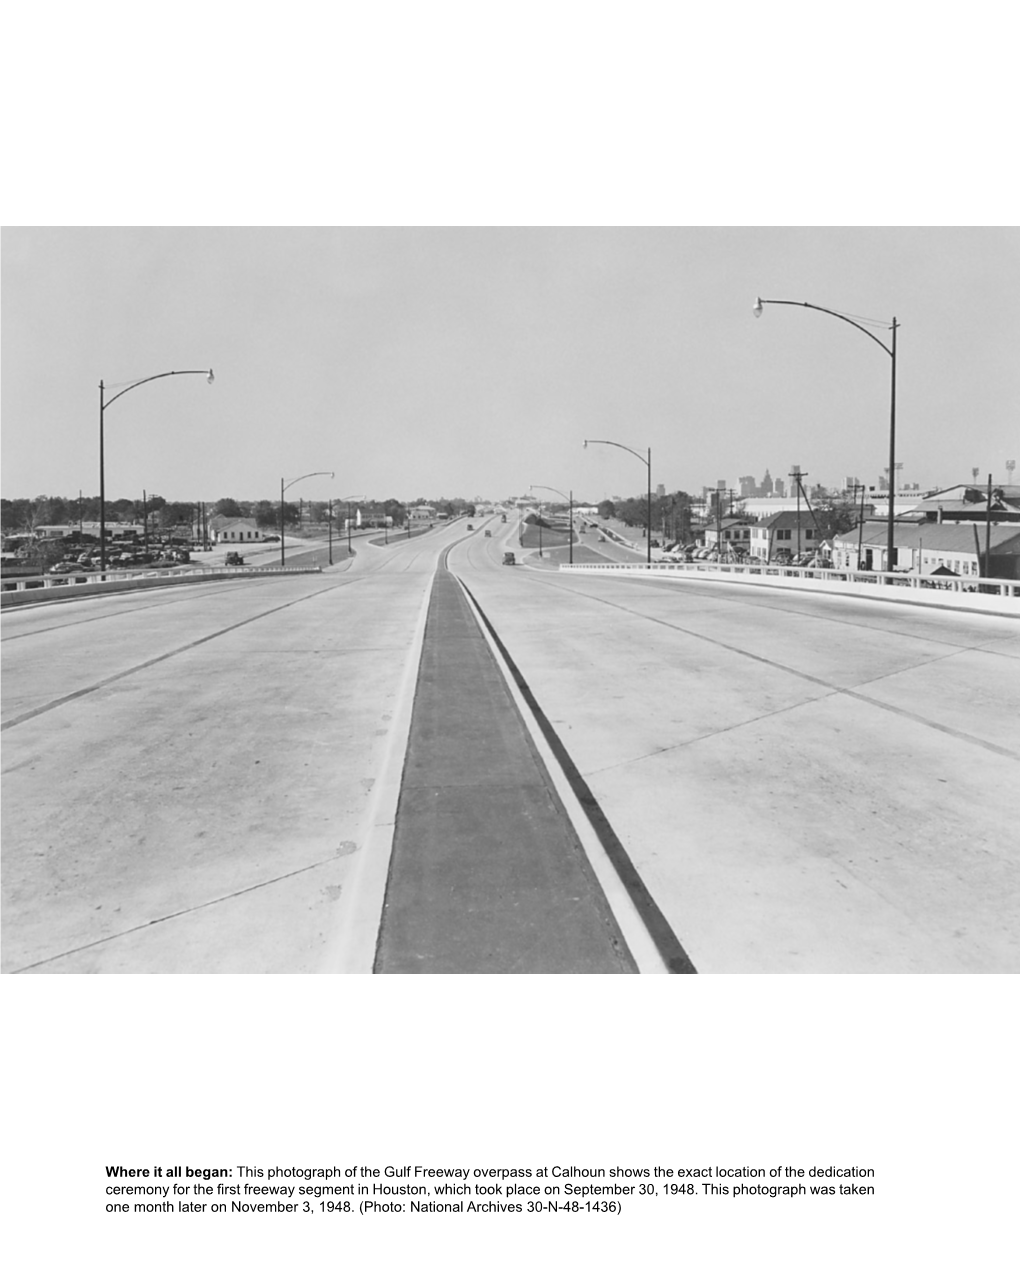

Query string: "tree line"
[[594, 488, 861, 542], [2, 494, 478, 534]]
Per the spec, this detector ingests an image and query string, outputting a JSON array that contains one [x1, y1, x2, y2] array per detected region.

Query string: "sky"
[[3, 227, 1017, 508]]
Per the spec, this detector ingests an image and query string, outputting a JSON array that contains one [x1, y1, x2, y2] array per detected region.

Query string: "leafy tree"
[[597, 499, 615, 519], [1, 499, 33, 531], [214, 497, 243, 518], [253, 500, 278, 528], [809, 494, 861, 541], [160, 501, 197, 530]]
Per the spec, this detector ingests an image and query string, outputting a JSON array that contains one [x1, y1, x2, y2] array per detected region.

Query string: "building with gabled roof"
[[749, 511, 823, 561], [208, 516, 263, 543]]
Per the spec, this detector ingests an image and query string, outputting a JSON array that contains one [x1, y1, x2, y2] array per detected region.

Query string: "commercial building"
[[831, 522, 1020, 578]]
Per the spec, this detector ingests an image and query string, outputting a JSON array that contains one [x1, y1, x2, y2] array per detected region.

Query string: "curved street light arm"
[[283, 470, 334, 494], [583, 438, 650, 467], [104, 368, 214, 410], [531, 484, 574, 563], [756, 300, 893, 357], [583, 438, 653, 566], [530, 483, 570, 502], [755, 297, 900, 574], [98, 367, 214, 575], [279, 472, 333, 566]]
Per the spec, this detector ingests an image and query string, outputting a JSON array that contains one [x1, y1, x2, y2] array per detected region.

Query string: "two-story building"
[[703, 517, 754, 554], [749, 511, 822, 561]]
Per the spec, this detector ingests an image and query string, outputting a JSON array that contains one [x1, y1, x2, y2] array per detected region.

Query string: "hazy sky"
[[3, 227, 1017, 506]]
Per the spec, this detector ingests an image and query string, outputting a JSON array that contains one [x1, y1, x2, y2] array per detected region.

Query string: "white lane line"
[[317, 572, 435, 974], [450, 571, 670, 975]]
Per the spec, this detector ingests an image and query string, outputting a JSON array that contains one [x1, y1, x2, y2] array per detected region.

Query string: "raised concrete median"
[[373, 564, 637, 973]]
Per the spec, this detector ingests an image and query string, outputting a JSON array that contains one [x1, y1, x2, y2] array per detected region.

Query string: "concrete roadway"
[[3, 514, 1018, 972], [452, 522, 1020, 972], [1, 527, 448, 972]]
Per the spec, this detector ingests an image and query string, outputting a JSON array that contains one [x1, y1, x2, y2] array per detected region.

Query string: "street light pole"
[[280, 471, 334, 567], [530, 484, 574, 564], [339, 495, 363, 557], [98, 368, 213, 573], [754, 297, 899, 573], [583, 439, 652, 564]]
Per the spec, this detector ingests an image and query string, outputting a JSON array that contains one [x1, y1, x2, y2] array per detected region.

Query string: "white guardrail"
[[560, 560, 1020, 615], [1, 565, 321, 606]]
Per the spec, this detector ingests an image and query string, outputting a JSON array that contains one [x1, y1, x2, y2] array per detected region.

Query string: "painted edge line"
[[316, 568, 436, 974], [454, 573, 697, 975]]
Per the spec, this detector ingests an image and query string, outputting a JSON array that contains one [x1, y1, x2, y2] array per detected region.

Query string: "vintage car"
[[502, 552, 516, 566]]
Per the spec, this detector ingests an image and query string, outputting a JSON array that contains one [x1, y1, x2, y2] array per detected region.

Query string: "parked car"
[[225, 552, 245, 566], [502, 552, 516, 566], [263, 534, 280, 542]]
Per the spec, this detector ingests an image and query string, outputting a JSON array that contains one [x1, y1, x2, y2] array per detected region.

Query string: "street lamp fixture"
[[753, 297, 898, 573], [98, 368, 213, 573], [280, 471, 333, 567], [530, 484, 574, 564], [582, 438, 653, 565]]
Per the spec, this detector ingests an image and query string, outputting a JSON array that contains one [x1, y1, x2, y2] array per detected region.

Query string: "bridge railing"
[[561, 559, 1020, 601], [1, 564, 321, 599]]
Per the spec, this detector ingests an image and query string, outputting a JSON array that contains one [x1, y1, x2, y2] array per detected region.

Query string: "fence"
[[1, 564, 322, 607], [559, 559, 1020, 614]]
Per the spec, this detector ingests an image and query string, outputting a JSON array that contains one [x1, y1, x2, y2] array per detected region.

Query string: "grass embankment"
[[518, 524, 575, 550]]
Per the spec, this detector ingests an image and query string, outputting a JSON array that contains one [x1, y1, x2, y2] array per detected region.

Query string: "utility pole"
[[985, 473, 994, 578], [790, 466, 805, 559]]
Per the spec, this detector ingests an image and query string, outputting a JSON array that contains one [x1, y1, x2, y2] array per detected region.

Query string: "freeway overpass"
[[2, 515, 1017, 973]]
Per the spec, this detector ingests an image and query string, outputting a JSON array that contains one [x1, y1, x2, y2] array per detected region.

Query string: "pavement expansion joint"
[[10, 853, 342, 974]]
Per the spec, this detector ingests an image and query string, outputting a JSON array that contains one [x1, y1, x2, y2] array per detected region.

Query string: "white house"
[[704, 517, 754, 553], [749, 511, 823, 561], [209, 516, 263, 543]]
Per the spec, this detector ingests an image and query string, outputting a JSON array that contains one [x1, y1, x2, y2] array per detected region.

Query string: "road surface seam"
[[9, 854, 341, 974], [0, 579, 275, 642], [451, 576, 670, 974], [453, 574, 697, 975], [0, 579, 360, 732], [563, 566, 1020, 620], [525, 578, 1019, 761], [317, 570, 436, 973], [625, 574, 1020, 652]]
